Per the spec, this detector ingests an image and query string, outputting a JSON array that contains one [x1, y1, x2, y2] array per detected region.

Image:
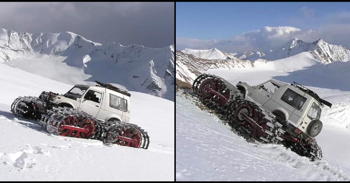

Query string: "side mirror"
[[77, 98, 83, 102]]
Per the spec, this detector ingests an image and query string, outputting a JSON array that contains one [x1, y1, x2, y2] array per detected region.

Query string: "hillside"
[[176, 50, 256, 85], [0, 63, 174, 180], [176, 51, 350, 181], [176, 89, 350, 181]]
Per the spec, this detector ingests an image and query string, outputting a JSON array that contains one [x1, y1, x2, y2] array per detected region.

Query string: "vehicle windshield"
[[308, 102, 321, 120], [66, 85, 89, 97]]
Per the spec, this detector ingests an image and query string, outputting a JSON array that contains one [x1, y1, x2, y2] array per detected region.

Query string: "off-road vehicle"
[[11, 81, 150, 149], [192, 74, 332, 160], [51, 81, 131, 123]]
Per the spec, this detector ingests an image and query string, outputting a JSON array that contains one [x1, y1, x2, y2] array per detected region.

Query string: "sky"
[[0, 2, 174, 48], [176, 2, 350, 52]]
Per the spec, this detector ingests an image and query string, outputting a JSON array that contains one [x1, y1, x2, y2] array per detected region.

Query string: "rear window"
[[109, 94, 128, 112], [308, 102, 321, 120], [281, 89, 306, 110]]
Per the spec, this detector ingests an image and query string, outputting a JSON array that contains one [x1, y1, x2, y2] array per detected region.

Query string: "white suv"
[[236, 79, 332, 138], [50, 82, 131, 123]]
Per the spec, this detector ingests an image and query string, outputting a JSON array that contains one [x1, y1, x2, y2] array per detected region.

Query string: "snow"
[[0, 27, 174, 101], [182, 38, 350, 65], [208, 52, 350, 91], [176, 49, 350, 180], [0, 63, 174, 180], [176, 90, 350, 181]]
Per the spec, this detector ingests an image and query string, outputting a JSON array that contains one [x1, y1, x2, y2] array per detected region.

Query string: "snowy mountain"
[[182, 48, 236, 60], [234, 50, 265, 60], [0, 28, 174, 101], [0, 63, 174, 180], [175, 50, 257, 85], [182, 38, 350, 65], [177, 38, 350, 90], [263, 38, 350, 63], [176, 51, 350, 181]]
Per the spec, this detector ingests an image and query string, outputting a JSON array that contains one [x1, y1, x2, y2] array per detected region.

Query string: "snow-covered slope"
[[176, 50, 350, 181], [0, 63, 174, 180], [0, 28, 174, 101], [176, 90, 350, 181]]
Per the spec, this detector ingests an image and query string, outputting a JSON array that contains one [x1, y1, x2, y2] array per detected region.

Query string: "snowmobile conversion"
[[192, 74, 332, 161], [10, 81, 150, 149]]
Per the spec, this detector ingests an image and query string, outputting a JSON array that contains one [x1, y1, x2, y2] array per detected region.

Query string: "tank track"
[[193, 73, 242, 115], [11, 96, 150, 149], [192, 73, 322, 161]]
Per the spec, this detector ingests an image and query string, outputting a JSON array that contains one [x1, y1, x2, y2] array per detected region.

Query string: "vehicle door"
[[297, 101, 321, 131], [79, 89, 102, 117]]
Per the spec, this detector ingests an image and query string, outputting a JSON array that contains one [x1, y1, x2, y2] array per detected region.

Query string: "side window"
[[259, 81, 280, 94], [109, 93, 128, 112], [281, 89, 306, 110], [84, 90, 102, 103]]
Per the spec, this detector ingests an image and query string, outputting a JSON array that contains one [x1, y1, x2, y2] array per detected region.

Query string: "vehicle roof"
[[75, 84, 90, 88], [266, 79, 331, 107], [74, 83, 131, 98], [88, 85, 131, 98]]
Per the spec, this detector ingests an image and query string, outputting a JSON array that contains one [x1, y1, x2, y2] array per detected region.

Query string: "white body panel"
[[238, 79, 324, 135], [52, 84, 131, 123]]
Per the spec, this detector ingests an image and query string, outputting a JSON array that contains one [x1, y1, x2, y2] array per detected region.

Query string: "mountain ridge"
[[181, 38, 350, 64], [0, 27, 174, 101], [177, 38, 350, 88]]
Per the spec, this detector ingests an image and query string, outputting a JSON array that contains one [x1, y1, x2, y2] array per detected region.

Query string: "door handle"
[[95, 105, 99, 107]]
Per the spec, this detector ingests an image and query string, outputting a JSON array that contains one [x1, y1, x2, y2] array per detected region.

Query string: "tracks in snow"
[[176, 90, 350, 181]]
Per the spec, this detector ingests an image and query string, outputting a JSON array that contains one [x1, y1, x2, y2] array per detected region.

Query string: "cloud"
[[299, 6, 315, 18], [177, 7, 350, 53], [177, 26, 321, 53], [177, 6, 350, 53], [0, 2, 174, 48]]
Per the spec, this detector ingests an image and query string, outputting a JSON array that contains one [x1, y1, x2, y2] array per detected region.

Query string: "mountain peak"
[[262, 37, 350, 63], [316, 38, 326, 45], [312, 38, 326, 45], [289, 37, 303, 49], [181, 48, 230, 60]]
